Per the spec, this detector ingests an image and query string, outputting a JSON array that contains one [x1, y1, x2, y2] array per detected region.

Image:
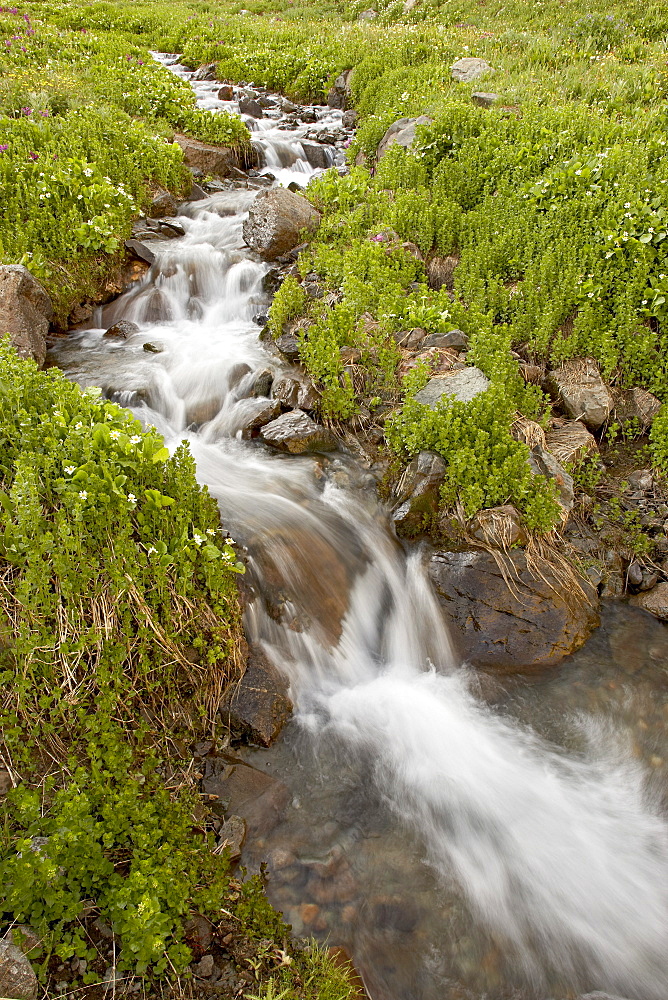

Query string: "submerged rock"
[[451, 57, 495, 84], [260, 410, 336, 453], [243, 188, 321, 260], [204, 755, 291, 838], [546, 357, 613, 430], [377, 116, 433, 160], [429, 549, 599, 671], [0, 264, 53, 367]]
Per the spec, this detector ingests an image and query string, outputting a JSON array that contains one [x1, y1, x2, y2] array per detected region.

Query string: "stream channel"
[[49, 57, 668, 1000]]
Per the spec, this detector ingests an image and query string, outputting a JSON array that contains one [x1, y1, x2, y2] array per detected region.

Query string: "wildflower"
[[64, 465, 75, 474], [127, 493, 137, 505], [0, 144, 8, 153], [206, 528, 216, 536], [21, 106, 32, 115], [193, 532, 204, 545], [78, 491, 88, 500], [28, 152, 38, 161], [110, 430, 121, 440], [74, 422, 83, 429], [147, 545, 157, 555], [624, 202, 631, 208], [130, 435, 141, 444]]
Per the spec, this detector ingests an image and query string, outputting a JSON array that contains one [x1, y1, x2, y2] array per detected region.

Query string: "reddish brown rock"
[[221, 645, 292, 747], [174, 133, 244, 178], [205, 758, 291, 839], [0, 264, 53, 367]]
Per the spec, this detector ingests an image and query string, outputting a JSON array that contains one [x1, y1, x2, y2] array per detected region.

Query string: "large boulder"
[[429, 549, 599, 672], [0, 940, 38, 1000], [377, 116, 433, 160], [546, 357, 613, 430], [0, 265, 53, 367], [391, 451, 446, 536], [173, 133, 244, 179], [413, 367, 489, 407], [451, 57, 495, 84], [260, 409, 335, 453], [147, 188, 178, 218], [243, 188, 321, 261], [221, 645, 292, 747]]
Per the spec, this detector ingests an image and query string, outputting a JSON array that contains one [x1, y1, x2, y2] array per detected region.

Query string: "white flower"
[[127, 494, 137, 505], [110, 430, 121, 440], [624, 202, 631, 208], [130, 435, 141, 444], [193, 532, 204, 545], [206, 528, 216, 536], [575, 169, 582, 176], [64, 465, 75, 474], [147, 546, 157, 555], [78, 491, 88, 500], [75, 422, 83, 429]]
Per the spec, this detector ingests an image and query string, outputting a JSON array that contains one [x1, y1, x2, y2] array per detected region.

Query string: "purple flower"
[[0, 144, 9, 153], [23, 12, 29, 20], [137, 59, 144, 65], [39, 109, 49, 116], [28, 151, 38, 161], [370, 234, 384, 242], [21, 106, 32, 115]]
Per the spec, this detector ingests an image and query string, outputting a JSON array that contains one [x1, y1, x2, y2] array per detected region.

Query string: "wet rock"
[[545, 420, 598, 466], [251, 369, 273, 397], [216, 815, 246, 861], [206, 757, 291, 838], [218, 83, 234, 101], [124, 238, 156, 266], [391, 451, 446, 536], [377, 116, 433, 160], [240, 398, 282, 436], [430, 549, 599, 671], [174, 133, 243, 179], [158, 219, 186, 237], [239, 96, 263, 118], [427, 255, 458, 291], [142, 342, 163, 354], [327, 69, 353, 110], [451, 57, 495, 84], [372, 896, 421, 933], [260, 410, 336, 453], [301, 141, 334, 170], [579, 994, 635, 1000], [243, 188, 321, 261], [627, 561, 643, 587], [275, 331, 301, 362], [630, 582, 668, 620], [421, 330, 469, 352], [188, 181, 208, 201], [272, 372, 319, 410], [469, 504, 527, 548], [0, 940, 38, 1000], [342, 109, 358, 128], [193, 954, 215, 979], [472, 91, 499, 107], [546, 357, 613, 430], [221, 645, 292, 747], [103, 320, 138, 340], [0, 264, 53, 367], [613, 385, 662, 428], [147, 188, 178, 218], [528, 444, 574, 517], [413, 368, 489, 407], [192, 63, 216, 81]]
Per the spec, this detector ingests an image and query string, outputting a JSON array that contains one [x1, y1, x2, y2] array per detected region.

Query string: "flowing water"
[[50, 59, 668, 1000]]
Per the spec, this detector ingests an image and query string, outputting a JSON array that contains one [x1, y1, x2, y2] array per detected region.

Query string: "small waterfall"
[[50, 56, 668, 1000]]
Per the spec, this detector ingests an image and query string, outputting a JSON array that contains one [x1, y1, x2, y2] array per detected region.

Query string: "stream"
[[49, 58, 668, 1000]]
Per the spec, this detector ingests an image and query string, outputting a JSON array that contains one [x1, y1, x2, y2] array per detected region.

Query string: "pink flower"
[[28, 151, 38, 161]]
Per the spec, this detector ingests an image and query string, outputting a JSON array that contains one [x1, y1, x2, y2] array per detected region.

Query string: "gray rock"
[[613, 385, 662, 428], [430, 549, 599, 671], [221, 645, 292, 747], [275, 331, 301, 362], [192, 63, 216, 81], [239, 96, 263, 118], [251, 369, 273, 397], [147, 189, 178, 218], [377, 116, 433, 160], [358, 8, 377, 19], [627, 468, 653, 492], [301, 141, 335, 170], [392, 451, 446, 536], [142, 342, 164, 354], [630, 582, 668, 620], [216, 815, 246, 861], [272, 372, 319, 410], [193, 954, 215, 979], [451, 57, 495, 84], [0, 264, 53, 367], [342, 109, 358, 128], [260, 409, 336, 453], [239, 398, 282, 436], [103, 320, 139, 340], [528, 444, 574, 517], [174, 134, 243, 179], [545, 420, 598, 466], [546, 357, 613, 430], [124, 239, 156, 266], [420, 330, 469, 352], [243, 188, 321, 261], [327, 69, 353, 110], [157, 219, 186, 238], [413, 367, 489, 407], [472, 91, 499, 107], [0, 940, 38, 1000], [8, 928, 39, 956]]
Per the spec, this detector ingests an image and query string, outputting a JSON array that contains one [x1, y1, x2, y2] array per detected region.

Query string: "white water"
[[52, 60, 668, 1000]]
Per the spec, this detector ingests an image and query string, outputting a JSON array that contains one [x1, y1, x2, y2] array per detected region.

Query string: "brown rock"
[[272, 372, 319, 410], [216, 815, 246, 861], [147, 188, 178, 218], [429, 549, 599, 671], [545, 420, 598, 466], [519, 363, 544, 384], [239, 398, 283, 436], [528, 444, 574, 518], [630, 582, 668, 620], [469, 505, 527, 548], [103, 320, 139, 340], [0, 264, 53, 367], [174, 133, 244, 178], [243, 188, 321, 260], [546, 357, 613, 430], [206, 759, 291, 839], [0, 940, 38, 1000], [221, 645, 292, 747], [218, 84, 234, 101], [260, 409, 335, 453], [613, 386, 662, 428], [0, 768, 11, 797], [391, 451, 446, 537]]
